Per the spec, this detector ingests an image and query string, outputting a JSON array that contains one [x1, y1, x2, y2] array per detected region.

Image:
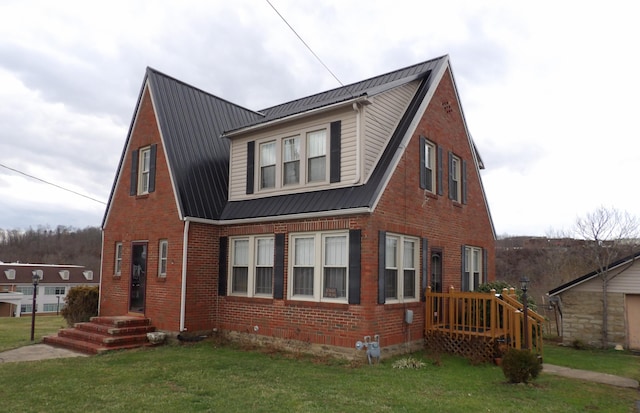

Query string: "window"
[[307, 129, 326, 182], [115, 242, 123, 275], [423, 140, 436, 192], [229, 236, 274, 297], [138, 146, 152, 195], [463, 246, 484, 291], [260, 141, 276, 189], [159, 240, 168, 277], [45, 286, 65, 295], [450, 154, 461, 202], [59, 270, 69, 280], [383, 233, 419, 303], [250, 125, 331, 193], [4, 269, 15, 280], [21, 304, 33, 313], [283, 136, 300, 185], [289, 232, 348, 302], [43, 303, 63, 312], [16, 286, 35, 295]]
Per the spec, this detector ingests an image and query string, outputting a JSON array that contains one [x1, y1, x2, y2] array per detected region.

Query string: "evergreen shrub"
[[61, 286, 99, 326]]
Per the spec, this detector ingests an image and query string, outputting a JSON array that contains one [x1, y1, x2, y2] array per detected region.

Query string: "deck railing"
[[425, 286, 543, 357]]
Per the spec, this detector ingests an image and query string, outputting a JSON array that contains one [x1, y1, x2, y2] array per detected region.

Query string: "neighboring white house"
[[0, 263, 99, 317], [548, 250, 640, 350]]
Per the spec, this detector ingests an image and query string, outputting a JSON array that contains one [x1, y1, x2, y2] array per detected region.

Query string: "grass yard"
[[0, 315, 66, 352], [0, 318, 638, 412]]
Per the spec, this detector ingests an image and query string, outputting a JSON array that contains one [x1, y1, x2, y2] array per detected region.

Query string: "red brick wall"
[[101, 87, 185, 331]]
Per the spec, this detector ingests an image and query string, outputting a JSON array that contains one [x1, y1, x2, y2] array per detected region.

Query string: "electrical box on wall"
[[405, 309, 413, 324]]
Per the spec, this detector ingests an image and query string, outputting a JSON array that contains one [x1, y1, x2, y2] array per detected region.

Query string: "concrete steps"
[[43, 316, 157, 355]]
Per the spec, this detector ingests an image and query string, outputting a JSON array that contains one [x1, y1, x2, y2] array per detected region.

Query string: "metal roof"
[[105, 56, 449, 224]]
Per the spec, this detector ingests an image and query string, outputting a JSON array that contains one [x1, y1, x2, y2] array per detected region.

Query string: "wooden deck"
[[425, 287, 544, 361]]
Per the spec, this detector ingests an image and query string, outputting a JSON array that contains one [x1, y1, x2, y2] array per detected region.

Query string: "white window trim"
[[228, 235, 275, 298], [255, 124, 330, 193], [138, 146, 151, 195], [288, 231, 349, 303], [384, 233, 420, 304], [158, 239, 168, 277], [115, 242, 123, 275]]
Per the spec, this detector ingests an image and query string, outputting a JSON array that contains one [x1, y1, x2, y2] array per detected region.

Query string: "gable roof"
[[548, 250, 640, 296], [104, 54, 488, 225]]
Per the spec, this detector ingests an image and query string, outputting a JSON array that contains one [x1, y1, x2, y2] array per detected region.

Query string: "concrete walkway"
[[544, 363, 639, 389], [0, 344, 87, 363]]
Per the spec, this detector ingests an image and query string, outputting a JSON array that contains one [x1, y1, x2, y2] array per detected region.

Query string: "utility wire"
[[266, 0, 344, 87], [0, 162, 107, 205]]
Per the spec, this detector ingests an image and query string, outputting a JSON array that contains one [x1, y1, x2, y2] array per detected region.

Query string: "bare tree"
[[573, 206, 640, 348]]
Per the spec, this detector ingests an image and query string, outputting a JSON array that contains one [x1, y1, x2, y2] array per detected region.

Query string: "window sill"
[[225, 295, 274, 304], [135, 194, 150, 200], [383, 301, 422, 310], [113, 275, 122, 280], [285, 300, 350, 310], [156, 276, 167, 282]]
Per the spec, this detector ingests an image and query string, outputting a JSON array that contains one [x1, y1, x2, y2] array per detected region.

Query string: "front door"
[[626, 294, 640, 350], [129, 243, 147, 313]]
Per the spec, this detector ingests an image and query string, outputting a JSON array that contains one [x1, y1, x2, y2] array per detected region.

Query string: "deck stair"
[[43, 316, 156, 355]]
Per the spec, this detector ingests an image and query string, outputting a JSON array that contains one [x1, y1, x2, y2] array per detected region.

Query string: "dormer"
[[83, 270, 93, 281], [59, 270, 70, 280], [226, 80, 421, 201], [4, 269, 15, 280]]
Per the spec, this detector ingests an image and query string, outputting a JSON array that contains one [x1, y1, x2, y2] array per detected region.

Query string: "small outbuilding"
[[548, 251, 640, 350]]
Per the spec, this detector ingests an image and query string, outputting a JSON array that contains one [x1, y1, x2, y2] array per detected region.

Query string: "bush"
[[61, 286, 99, 326], [501, 348, 542, 383]]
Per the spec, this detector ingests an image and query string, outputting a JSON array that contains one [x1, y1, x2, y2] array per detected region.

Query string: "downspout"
[[352, 102, 361, 184], [179, 219, 190, 331]]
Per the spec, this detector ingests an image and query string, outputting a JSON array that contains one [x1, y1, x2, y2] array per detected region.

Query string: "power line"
[[0, 162, 107, 205], [266, 0, 344, 87]]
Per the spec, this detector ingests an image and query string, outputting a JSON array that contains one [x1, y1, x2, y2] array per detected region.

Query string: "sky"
[[1, 0, 639, 237]]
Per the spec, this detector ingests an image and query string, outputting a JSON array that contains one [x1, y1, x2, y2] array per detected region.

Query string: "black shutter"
[[378, 231, 386, 304], [461, 245, 468, 292], [419, 136, 426, 189], [130, 149, 139, 196], [348, 229, 361, 305], [218, 237, 228, 296], [461, 159, 467, 204], [148, 144, 157, 193], [246, 141, 255, 194], [330, 121, 341, 183], [421, 238, 428, 302], [274, 234, 285, 299], [448, 151, 454, 200], [437, 146, 443, 196]]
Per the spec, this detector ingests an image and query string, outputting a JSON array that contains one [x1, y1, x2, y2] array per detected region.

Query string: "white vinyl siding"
[[363, 81, 419, 180], [572, 260, 640, 294], [228, 109, 357, 200]]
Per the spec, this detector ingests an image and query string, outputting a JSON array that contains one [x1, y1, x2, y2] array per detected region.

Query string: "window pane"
[[404, 269, 415, 298], [256, 238, 274, 266], [260, 142, 276, 166], [255, 267, 273, 294], [324, 236, 346, 266], [308, 156, 325, 182], [386, 237, 397, 268], [232, 267, 248, 293], [283, 137, 300, 162], [307, 130, 326, 157], [293, 267, 314, 295], [385, 269, 397, 299], [403, 240, 414, 269], [283, 160, 299, 185], [261, 164, 275, 188], [324, 267, 346, 298], [294, 238, 314, 265], [234, 240, 249, 265]]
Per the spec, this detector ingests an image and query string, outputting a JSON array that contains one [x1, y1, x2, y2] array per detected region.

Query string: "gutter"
[[179, 219, 190, 331]]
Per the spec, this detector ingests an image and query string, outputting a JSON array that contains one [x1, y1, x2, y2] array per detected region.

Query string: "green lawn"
[[0, 318, 638, 412], [0, 315, 66, 352]]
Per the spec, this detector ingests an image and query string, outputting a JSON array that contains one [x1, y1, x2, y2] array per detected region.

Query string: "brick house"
[[99, 54, 496, 356], [548, 251, 640, 350]]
